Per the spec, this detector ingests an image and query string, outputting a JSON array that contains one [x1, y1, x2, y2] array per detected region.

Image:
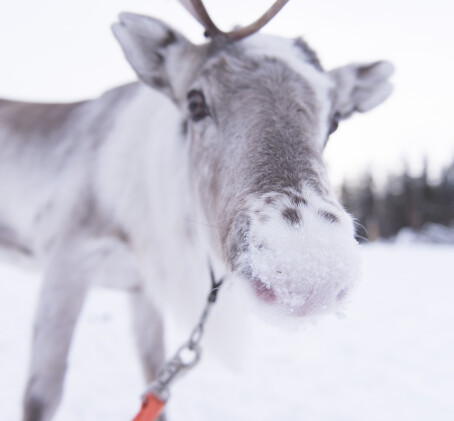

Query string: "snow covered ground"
[[1, 244, 453, 421]]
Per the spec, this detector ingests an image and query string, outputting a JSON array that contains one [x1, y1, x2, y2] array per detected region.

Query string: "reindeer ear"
[[329, 61, 394, 119], [112, 13, 198, 102]]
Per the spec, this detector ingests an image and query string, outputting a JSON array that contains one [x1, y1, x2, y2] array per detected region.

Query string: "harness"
[[132, 264, 224, 421]]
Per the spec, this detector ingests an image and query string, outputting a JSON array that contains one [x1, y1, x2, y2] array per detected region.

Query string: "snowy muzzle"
[[229, 196, 361, 319]]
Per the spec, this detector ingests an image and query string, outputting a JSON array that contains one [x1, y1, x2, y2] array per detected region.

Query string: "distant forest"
[[340, 157, 454, 242]]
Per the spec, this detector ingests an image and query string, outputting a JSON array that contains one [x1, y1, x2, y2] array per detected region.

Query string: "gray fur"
[[294, 37, 323, 71], [0, 224, 32, 256]]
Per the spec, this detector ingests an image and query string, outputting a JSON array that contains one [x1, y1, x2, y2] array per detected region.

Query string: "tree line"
[[340, 158, 454, 242]]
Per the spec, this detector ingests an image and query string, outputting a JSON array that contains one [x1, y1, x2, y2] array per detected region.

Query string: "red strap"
[[132, 393, 165, 421]]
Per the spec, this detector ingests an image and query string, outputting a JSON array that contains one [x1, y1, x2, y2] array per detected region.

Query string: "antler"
[[178, 0, 289, 40]]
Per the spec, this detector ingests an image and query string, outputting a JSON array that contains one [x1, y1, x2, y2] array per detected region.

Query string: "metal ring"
[[189, 325, 204, 345], [176, 343, 201, 368]]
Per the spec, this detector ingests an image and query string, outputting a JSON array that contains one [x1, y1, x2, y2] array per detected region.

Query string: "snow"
[[395, 223, 454, 245], [1, 244, 453, 421]]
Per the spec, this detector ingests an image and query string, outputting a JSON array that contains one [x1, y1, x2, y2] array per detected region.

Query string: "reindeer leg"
[[23, 245, 89, 421], [23, 235, 142, 421], [130, 291, 167, 421]]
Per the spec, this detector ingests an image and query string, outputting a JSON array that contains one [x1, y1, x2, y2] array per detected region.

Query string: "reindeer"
[[0, 1, 394, 420]]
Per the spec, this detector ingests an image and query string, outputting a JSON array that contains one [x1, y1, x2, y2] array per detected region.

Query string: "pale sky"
[[1, 0, 453, 185]]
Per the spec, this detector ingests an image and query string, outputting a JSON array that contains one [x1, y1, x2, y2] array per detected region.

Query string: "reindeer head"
[[112, 1, 394, 318]]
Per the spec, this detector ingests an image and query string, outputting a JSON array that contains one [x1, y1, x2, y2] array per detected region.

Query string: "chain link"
[[142, 265, 223, 401]]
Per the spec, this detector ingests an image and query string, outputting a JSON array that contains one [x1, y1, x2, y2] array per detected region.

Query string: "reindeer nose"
[[227, 193, 360, 318]]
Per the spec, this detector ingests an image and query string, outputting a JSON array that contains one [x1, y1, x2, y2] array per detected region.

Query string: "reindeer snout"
[[226, 193, 361, 318]]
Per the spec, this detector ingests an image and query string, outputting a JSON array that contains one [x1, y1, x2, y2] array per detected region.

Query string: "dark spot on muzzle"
[[282, 208, 301, 226], [264, 196, 276, 205], [319, 210, 340, 224], [287, 193, 307, 207]]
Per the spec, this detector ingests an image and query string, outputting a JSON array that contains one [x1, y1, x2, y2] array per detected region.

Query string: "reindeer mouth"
[[248, 275, 320, 318], [244, 269, 352, 318], [251, 277, 277, 303], [250, 277, 332, 317]]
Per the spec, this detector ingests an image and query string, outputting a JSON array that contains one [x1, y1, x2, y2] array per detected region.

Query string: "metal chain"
[[142, 263, 224, 402]]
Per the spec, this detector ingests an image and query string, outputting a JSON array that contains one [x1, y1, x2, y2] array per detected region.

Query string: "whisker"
[[184, 218, 221, 230], [206, 216, 235, 223], [184, 215, 235, 230], [353, 220, 369, 236], [355, 234, 369, 243]]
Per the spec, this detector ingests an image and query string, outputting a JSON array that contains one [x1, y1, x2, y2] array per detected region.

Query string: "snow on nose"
[[236, 190, 361, 318]]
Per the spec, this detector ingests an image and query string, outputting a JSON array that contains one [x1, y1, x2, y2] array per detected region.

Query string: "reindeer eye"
[[187, 89, 209, 121]]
